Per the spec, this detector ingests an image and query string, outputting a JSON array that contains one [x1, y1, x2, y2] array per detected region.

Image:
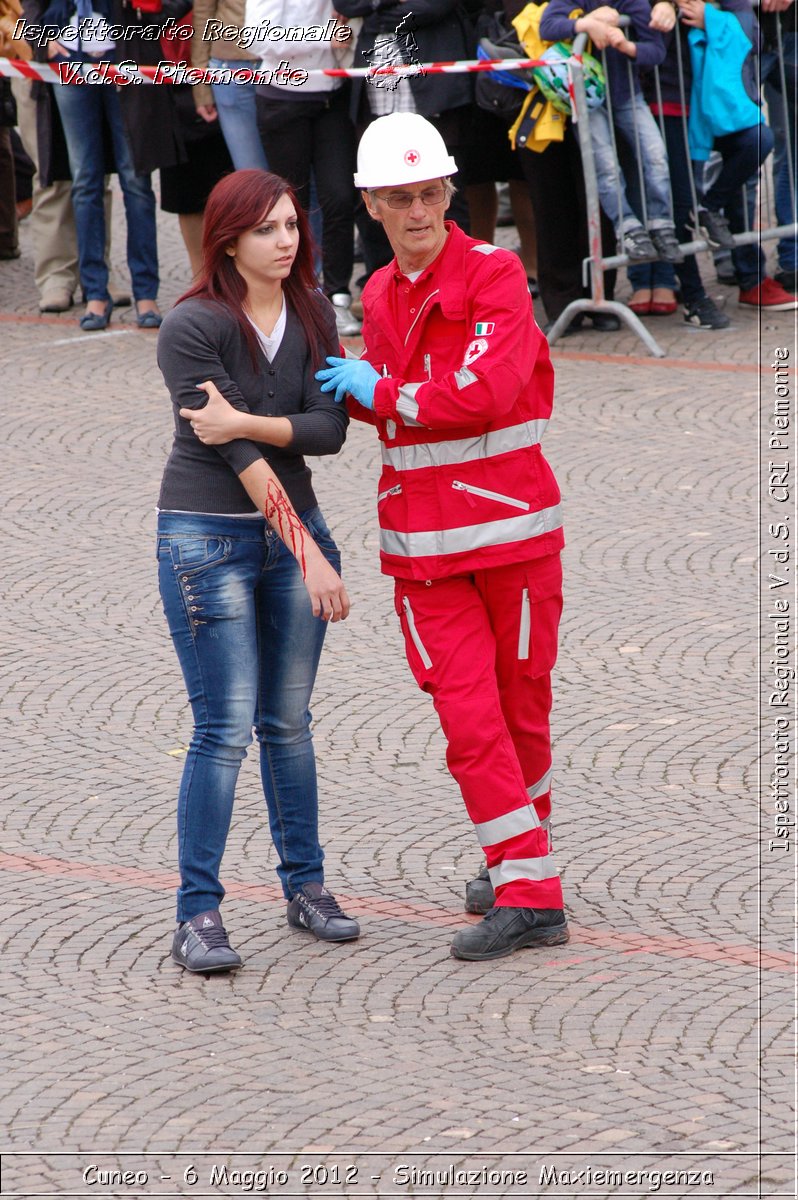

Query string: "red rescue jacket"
[[357, 222, 565, 581]]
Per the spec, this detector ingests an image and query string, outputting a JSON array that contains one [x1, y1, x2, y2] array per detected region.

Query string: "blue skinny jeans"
[[157, 507, 340, 922]]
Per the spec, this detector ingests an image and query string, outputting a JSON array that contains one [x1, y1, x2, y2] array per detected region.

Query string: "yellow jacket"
[[508, 2, 581, 153]]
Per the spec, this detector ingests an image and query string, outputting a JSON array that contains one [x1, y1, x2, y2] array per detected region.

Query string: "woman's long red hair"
[[178, 169, 333, 369]]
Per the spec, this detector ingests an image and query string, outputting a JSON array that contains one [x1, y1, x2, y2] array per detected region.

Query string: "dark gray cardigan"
[[157, 296, 348, 515]]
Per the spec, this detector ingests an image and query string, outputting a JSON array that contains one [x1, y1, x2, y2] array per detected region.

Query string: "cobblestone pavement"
[[0, 189, 795, 1200]]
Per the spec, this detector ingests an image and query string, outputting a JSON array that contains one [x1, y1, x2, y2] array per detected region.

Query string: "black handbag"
[[473, 11, 533, 123]]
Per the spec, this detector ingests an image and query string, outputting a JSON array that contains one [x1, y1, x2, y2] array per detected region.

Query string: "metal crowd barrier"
[[546, 12, 797, 356]]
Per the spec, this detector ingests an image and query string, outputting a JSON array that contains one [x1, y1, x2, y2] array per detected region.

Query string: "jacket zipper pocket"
[[518, 588, 531, 660], [377, 484, 402, 504], [451, 480, 530, 511], [402, 596, 433, 669]]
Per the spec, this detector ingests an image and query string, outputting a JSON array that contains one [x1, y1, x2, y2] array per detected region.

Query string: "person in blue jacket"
[[682, 0, 795, 311]]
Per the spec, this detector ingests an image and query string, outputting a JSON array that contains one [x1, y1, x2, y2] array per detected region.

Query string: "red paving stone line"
[[0, 312, 78, 327], [2, 850, 794, 972]]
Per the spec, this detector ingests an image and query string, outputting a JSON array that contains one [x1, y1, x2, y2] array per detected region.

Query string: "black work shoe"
[[683, 296, 730, 329], [650, 227, 685, 264], [465, 865, 495, 914], [171, 910, 243, 973], [450, 906, 569, 961], [689, 206, 735, 250], [620, 228, 657, 261], [287, 882, 360, 942]]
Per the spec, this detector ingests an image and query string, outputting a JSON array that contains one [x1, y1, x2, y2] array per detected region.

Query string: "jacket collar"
[[368, 221, 469, 341]]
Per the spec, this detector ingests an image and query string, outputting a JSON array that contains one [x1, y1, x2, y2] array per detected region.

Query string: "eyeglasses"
[[371, 187, 447, 209]]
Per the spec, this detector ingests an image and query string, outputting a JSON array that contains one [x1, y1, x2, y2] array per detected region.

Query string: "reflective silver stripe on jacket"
[[474, 767, 553, 847], [395, 383, 424, 426], [380, 421, 549, 473], [489, 855, 559, 886], [379, 503, 562, 559], [455, 366, 478, 391], [470, 243, 501, 255]]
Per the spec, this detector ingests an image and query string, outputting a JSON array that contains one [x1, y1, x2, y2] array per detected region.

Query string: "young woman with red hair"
[[156, 169, 359, 974]]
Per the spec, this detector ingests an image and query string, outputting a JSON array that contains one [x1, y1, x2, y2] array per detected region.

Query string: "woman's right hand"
[[303, 543, 350, 622]]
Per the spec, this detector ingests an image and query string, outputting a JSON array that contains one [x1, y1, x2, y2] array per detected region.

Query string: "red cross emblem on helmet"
[[404, 149, 420, 166]]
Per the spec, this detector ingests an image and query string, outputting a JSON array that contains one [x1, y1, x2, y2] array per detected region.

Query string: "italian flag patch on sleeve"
[[474, 322, 494, 336]]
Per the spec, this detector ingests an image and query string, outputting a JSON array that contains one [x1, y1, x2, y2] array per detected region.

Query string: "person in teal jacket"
[[683, 0, 795, 311]]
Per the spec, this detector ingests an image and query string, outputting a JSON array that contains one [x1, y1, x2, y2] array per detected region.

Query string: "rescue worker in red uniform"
[[317, 113, 569, 961]]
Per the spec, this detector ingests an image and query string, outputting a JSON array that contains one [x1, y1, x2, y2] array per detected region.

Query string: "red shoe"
[[628, 290, 652, 315], [739, 277, 798, 311], [650, 300, 678, 315]]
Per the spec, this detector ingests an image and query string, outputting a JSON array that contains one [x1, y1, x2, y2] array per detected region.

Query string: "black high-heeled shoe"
[[79, 298, 113, 331]]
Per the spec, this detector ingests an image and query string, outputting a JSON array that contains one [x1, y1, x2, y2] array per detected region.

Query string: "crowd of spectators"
[[1, 0, 795, 330]]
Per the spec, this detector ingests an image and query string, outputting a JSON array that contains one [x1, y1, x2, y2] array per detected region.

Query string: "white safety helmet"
[[354, 113, 458, 189]]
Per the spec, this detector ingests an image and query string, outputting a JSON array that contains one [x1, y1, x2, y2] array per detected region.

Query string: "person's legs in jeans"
[[588, 102, 641, 235], [52, 82, 109, 301], [763, 34, 797, 275], [703, 124, 774, 214], [255, 507, 339, 899], [623, 135, 676, 301], [726, 170, 765, 289], [158, 515, 265, 923], [663, 115, 706, 306], [210, 60, 269, 171], [613, 95, 673, 230], [102, 87, 158, 303]]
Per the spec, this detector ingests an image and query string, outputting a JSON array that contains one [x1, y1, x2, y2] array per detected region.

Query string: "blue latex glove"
[[316, 356, 379, 409]]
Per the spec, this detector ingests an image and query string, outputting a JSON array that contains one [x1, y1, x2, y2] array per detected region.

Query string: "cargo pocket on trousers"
[[395, 587, 434, 688], [517, 555, 563, 677]]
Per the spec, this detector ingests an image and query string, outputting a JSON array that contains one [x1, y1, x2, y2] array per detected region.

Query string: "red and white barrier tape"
[[0, 54, 547, 85]]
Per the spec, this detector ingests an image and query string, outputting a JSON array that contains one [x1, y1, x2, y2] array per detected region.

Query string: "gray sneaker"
[[286, 882, 360, 942], [171, 909, 242, 973], [330, 293, 362, 337], [689, 207, 735, 250]]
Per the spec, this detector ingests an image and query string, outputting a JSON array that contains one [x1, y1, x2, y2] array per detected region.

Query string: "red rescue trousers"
[[393, 554, 564, 910]]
